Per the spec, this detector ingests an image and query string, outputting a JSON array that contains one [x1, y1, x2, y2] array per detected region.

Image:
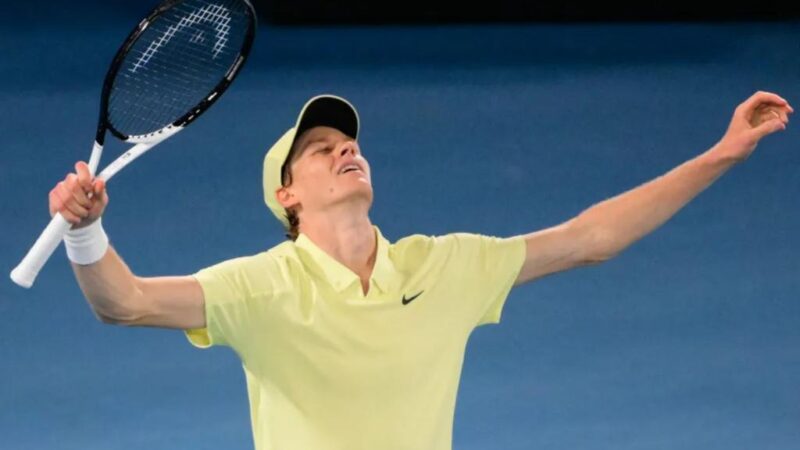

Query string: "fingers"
[[750, 91, 789, 107], [50, 181, 89, 223], [88, 188, 109, 218], [776, 107, 790, 124], [752, 116, 787, 140], [49, 189, 78, 222], [75, 161, 93, 192], [92, 177, 106, 197], [91, 178, 108, 212], [65, 173, 92, 209], [49, 163, 108, 225], [740, 91, 793, 116], [753, 104, 790, 127]]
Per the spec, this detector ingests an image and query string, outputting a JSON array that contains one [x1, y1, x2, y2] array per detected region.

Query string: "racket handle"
[[11, 137, 168, 288], [10, 213, 73, 288]]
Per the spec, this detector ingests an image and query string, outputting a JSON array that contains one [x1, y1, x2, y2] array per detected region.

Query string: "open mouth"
[[338, 164, 363, 175]]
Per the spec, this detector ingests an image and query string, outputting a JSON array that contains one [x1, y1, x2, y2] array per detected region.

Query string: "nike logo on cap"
[[402, 291, 424, 305]]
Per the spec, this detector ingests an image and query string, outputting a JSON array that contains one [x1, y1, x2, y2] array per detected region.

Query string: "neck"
[[298, 207, 376, 291]]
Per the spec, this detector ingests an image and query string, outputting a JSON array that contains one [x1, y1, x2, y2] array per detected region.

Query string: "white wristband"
[[64, 218, 109, 265]]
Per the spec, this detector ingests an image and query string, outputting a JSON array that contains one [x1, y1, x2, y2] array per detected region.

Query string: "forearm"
[[577, 143, 739, 259], [71, 245, 144, 322]]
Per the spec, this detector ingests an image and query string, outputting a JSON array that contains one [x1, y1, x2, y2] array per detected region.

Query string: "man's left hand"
[[713, 91, 793, 163]]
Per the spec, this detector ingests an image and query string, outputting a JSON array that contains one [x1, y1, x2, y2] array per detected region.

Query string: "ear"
[[275, 185, 299, 209]]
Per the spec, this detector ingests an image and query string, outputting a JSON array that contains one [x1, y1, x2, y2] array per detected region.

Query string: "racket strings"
[[112, 2, 242, 132], [131, 4, 232, 71], [110, 52, 225, 107], [107, 0, 251, 137], [123, 43, 233, 81]]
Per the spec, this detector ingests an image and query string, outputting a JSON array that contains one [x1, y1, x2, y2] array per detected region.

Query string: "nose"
[[339, 142, 356, 157]]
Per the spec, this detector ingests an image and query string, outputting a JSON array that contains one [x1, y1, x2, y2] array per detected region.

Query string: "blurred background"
[[1, 1, 798, 449], [258, 0, 800, 23]]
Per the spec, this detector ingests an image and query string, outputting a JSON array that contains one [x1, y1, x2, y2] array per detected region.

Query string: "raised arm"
[[51, 161, 206, 330], [514, 91, 792, 287]]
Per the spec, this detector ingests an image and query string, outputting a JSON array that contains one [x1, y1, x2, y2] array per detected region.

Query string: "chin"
[[354, 186, 373, 204], [344, 185, 373, 207]]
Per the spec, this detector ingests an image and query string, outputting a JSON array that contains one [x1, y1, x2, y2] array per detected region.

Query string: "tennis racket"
[[10, 0, 257, 288]]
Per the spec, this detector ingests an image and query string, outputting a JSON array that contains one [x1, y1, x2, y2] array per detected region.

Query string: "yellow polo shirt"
[[185, 226, 526, 450]]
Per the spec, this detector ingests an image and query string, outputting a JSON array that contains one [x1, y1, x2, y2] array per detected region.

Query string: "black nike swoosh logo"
[[402, 291, 424, 305]]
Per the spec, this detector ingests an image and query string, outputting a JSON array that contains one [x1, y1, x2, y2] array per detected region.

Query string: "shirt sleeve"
[[184, 253, 274, 352], [437, 232, 526, 328]]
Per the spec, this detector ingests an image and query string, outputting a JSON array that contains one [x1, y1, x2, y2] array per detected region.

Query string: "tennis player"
[[50, 91, 791, 449]]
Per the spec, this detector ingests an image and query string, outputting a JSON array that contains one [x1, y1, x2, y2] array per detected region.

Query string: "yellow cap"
[[263, 95, 360, 228]]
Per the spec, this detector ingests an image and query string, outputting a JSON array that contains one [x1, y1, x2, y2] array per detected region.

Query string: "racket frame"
[[10, 0, 256, 288]]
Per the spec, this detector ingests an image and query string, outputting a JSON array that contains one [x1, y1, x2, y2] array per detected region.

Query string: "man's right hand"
[[52, 161, 207, 330], [49, 161, 108, 229]]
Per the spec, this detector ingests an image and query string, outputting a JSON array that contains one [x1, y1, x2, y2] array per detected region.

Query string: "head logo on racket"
[[10, 0, 257, 289]]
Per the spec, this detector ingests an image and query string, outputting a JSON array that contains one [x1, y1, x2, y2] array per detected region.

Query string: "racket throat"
[[88, 141, 104, 176]]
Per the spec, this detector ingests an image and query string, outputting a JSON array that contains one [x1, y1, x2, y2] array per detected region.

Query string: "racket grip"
[[10, 213, 74, 288]]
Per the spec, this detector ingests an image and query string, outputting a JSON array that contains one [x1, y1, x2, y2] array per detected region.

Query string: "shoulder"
[[265, 239, 301, 261], [389, 231, 516, 259], [393, 231, 517, 248], [392, 231, 525, 262], [196, 240, 299, 280], [193, 241, 302, 298]]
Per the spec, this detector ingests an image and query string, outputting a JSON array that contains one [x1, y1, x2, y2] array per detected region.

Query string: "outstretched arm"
[[514, 91, 792, 286]]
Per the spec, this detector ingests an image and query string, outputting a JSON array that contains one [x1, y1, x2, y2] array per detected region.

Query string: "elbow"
[[583, 251, 614, 265], [562, 216, 615, 265], [581, 226, 619, 264], [93, 304, 146, 326], [95, 309, 124, 325], [90, 280, 149, 326]]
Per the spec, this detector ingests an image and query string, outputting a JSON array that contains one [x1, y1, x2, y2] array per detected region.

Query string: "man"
[[51, 91, 791, 449]]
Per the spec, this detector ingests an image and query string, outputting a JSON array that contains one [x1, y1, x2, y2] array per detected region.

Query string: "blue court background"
[[1, 3, 798, 449]]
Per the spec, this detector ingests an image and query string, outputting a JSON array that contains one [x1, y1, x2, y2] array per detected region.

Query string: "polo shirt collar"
[[294, 225, 398, 294]]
